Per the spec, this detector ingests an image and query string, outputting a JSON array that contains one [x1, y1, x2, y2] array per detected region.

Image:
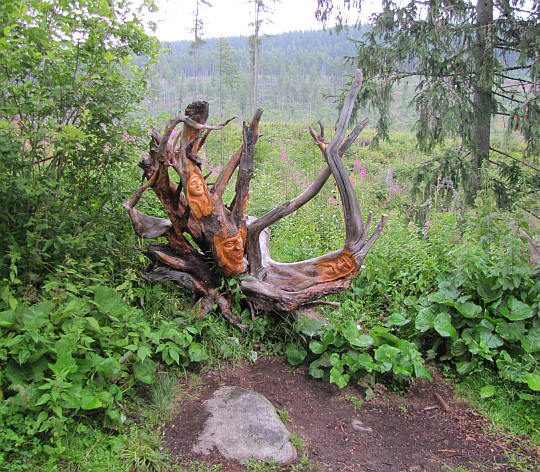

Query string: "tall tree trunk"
[[469, 0, 494, 201], [251, 2, 260, 116]]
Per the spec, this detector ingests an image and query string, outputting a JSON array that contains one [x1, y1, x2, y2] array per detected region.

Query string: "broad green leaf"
[[93, 286, 129, 316], [309, 359, 325, 379], [524, 373, 540, 391], [0, 309, 15, 327], [296, 317, 325, 337], [341, 320, 374, 348], [523, 327, 540, 353], [351, 334, 374, 349], [81, 391, 103, 410], [329, 352, 342, 366], [453, 301, 481, 318], [133, 359, 156, 384], [478, 327, 504, 349], [429, 282, 459, 304], [433, 312, 457, 339], [374, 344, 399, 372], [344, 350, 376, 373], [517, 392, 538, 401], [415, 307, 436, 332], [403, 296, 417, 306], [169, 347, 180, 365], [285, 343, 307, 366], [495, 321, 525, 342], [450, 339, 468, 357], [309, 340, 326, 354], [374, 344, 400, 359], [188, 342, 208, 362], [387, 311, 410, 326], [137, 345, 152, 362], [84, 316, 101, 333], [36, 393, 51, 406], [477, 283, 502, 304], [479, 385, 497, 398], [329, 366, 349, 388], [413, 361, 432, 380], [505, 297, 533, 321], [370, 326, 400, 347], [456, 359, 477, 374], [322, 329, 343, 348], [53, 337, 78, 373]]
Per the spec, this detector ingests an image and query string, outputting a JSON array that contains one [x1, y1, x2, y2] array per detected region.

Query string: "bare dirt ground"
[[162, 356, 539, 472]]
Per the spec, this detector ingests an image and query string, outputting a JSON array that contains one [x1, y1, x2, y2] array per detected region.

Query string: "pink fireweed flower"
[[422, 220, 432, 235], [280, 151, 289, 162]]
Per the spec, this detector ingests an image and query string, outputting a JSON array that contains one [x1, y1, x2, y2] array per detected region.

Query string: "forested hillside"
[[142, 28, 373, 122]]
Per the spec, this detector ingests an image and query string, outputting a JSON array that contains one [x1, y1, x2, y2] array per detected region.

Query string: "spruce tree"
[[211, 38, 240, 119], [318, 0, 539, 201]]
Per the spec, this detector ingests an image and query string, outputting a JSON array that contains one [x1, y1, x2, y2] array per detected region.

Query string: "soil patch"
[[162, 356, 538, 471]]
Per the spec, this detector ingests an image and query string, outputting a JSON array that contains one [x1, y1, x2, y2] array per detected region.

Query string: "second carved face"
[[186, 172, 212, 218], [214, 227, 247, 276]]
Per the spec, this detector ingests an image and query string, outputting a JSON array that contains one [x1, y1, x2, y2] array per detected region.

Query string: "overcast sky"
[[150, 0, 379, 42]]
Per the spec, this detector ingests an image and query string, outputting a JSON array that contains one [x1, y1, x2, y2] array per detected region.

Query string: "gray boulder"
[[192, 386, 297, 463]]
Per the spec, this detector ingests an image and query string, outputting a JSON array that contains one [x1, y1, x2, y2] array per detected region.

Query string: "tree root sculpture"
[[124, 70, 387, 327]]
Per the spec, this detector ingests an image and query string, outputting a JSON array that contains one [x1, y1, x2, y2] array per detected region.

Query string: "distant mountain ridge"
[[143, 28, 370, 122]]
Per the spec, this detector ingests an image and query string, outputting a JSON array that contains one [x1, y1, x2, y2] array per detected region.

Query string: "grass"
[[455, 371, 540, 443], [119, 428, 168, 472], [149, 372, 180, 415]]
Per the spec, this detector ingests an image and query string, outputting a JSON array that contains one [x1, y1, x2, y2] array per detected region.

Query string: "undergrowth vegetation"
[[1, 117, 539, 470]]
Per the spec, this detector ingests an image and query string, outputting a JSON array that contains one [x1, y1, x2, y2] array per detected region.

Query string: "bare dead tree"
[[124, 70, 387, 327]]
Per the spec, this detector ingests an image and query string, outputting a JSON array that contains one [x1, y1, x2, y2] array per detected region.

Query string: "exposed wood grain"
[[123, 71, 387, 326]]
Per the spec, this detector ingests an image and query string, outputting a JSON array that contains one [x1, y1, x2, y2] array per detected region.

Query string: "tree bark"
[[469, 0, 494, 201], [124, 70, 387, 327]]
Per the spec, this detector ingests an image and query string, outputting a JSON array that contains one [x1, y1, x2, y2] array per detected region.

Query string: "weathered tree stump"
[[124, 70, 387, 327]]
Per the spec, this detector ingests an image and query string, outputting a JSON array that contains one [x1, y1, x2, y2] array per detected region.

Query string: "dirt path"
[[162, 356, 538, 472]]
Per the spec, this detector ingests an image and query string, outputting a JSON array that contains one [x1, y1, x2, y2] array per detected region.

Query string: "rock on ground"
[[192, 386, 297, 463]]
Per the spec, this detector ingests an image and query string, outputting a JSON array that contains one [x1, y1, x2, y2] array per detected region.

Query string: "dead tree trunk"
[[124, 70, 387, 327]]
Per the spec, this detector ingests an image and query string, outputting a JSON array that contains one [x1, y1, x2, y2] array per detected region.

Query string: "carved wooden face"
[[186, 172, 212, 218], [187, 173, 205, 196], [214, 227, 247, 275], [316, 250, 356, 282]]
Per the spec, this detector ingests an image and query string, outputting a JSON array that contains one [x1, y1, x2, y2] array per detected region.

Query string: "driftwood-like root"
[[123, 70, 386, 327]]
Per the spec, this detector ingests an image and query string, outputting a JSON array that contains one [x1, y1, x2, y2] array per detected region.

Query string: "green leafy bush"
[[285, 318, 431, 389], [387, 204, 539, 391], [0, 0, 160, 284], [0, 279, 203, 467]]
